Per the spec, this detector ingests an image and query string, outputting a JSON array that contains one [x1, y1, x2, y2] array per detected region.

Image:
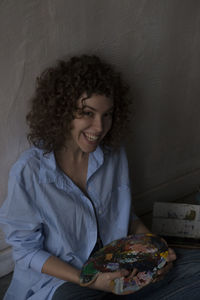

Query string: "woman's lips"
[[83, 132, 101, 144]]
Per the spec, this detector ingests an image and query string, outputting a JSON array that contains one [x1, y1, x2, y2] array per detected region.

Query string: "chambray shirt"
[[0, 146, 137, 300]]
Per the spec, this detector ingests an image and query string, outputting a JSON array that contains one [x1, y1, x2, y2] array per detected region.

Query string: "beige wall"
[[0, 0, 200, 215]]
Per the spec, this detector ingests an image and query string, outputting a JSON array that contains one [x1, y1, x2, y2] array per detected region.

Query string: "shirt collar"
[[39, 146, 104, 185], [39, 151, 58, 184], [87, 146, 104, 181]]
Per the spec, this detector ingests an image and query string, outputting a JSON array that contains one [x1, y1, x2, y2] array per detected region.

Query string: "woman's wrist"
[[42, 255, 82, 284], [73, 268, 82, 285], [129, 219, 151, 235]]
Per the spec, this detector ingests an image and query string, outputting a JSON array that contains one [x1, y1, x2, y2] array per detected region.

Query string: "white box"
[[152, 202, 200, 239]]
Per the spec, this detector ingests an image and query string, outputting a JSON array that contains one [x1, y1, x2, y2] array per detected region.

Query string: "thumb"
[[108, 270, 129, 280], [166, 248, 176, 262]]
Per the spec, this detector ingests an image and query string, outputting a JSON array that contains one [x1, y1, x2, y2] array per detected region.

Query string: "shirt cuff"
[[30, 249, 52, 273]]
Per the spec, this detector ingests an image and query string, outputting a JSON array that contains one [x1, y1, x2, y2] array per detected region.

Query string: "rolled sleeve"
[[0, 173, 51, 273], [30, 249, 52, 272]]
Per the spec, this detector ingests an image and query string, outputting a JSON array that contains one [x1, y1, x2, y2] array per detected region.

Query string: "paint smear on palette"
[[80, 233, 168, 295]]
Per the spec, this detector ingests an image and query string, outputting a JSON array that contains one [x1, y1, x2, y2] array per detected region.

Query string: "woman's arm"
[[129, 218, 151, 235], [42, 255, 131, 293], [42, 256, 81, 284]]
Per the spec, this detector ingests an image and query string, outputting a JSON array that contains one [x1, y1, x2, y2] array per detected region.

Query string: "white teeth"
[[84, 133, 99, 141]]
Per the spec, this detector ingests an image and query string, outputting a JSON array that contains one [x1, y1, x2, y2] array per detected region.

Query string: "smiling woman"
[[1, 54, 199, 300], [0, 55, 140, 300]]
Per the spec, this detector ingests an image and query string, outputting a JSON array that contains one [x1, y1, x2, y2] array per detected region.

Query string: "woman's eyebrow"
[[83, 105, 114, 112]]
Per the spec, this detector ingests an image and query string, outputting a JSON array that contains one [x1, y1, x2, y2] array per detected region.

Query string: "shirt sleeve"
[[0, 173, 51, 273]]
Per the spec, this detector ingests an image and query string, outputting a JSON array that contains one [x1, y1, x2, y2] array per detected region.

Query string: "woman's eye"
[[83, 111, 93, 117]]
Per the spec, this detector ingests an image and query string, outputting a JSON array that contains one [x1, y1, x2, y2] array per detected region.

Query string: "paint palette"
[[80, 233, 168, 295]]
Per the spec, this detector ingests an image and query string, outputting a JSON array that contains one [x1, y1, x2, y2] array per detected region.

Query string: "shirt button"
[[99, 210, 102, 214]]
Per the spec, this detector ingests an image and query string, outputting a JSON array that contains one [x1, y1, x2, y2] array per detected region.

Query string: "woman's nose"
[[93, 117, 103, 132]]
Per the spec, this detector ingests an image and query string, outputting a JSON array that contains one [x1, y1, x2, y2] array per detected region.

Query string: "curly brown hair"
[[26, 55, 131, 153]]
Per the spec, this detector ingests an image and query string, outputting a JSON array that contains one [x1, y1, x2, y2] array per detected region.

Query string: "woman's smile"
[[83, 132, 101, 143]]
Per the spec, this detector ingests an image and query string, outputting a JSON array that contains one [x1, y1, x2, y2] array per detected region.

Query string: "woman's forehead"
[[77, 94, 113, 111]]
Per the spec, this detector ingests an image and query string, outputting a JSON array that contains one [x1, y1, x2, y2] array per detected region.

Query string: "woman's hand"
[[89, 269, 136, 294], [153, 247, 176, 282], [88, 247, 176, 292]]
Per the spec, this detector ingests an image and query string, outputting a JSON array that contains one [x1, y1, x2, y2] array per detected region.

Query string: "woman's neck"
[[55, 146, 88, 165], [54, 147, 89, 194]]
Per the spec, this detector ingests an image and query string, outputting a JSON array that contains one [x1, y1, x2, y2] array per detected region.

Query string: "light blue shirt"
[[0, 146, 137, 300]]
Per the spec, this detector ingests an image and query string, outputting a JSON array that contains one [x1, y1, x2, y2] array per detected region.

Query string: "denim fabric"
[[52, 282, 110, 300]]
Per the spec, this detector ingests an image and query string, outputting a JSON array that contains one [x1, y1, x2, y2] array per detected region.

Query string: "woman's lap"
[[52, 248, 200, 300], [52, 281, 112, 300]]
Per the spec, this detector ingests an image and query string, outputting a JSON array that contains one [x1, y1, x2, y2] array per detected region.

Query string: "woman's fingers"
[[90, 269, 130, 293], [166, 247, 176, 262], [157, 262, 173, 276], [125, 268, 138, 279], [105, 269, 128, 281], [153, 247, 176, 283]]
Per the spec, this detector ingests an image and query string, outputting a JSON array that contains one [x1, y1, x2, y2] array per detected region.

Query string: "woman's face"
[[68, 94, 113, 153]]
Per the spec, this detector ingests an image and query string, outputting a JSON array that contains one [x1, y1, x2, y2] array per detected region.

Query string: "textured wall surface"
[[0, 0, 200, 214]]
